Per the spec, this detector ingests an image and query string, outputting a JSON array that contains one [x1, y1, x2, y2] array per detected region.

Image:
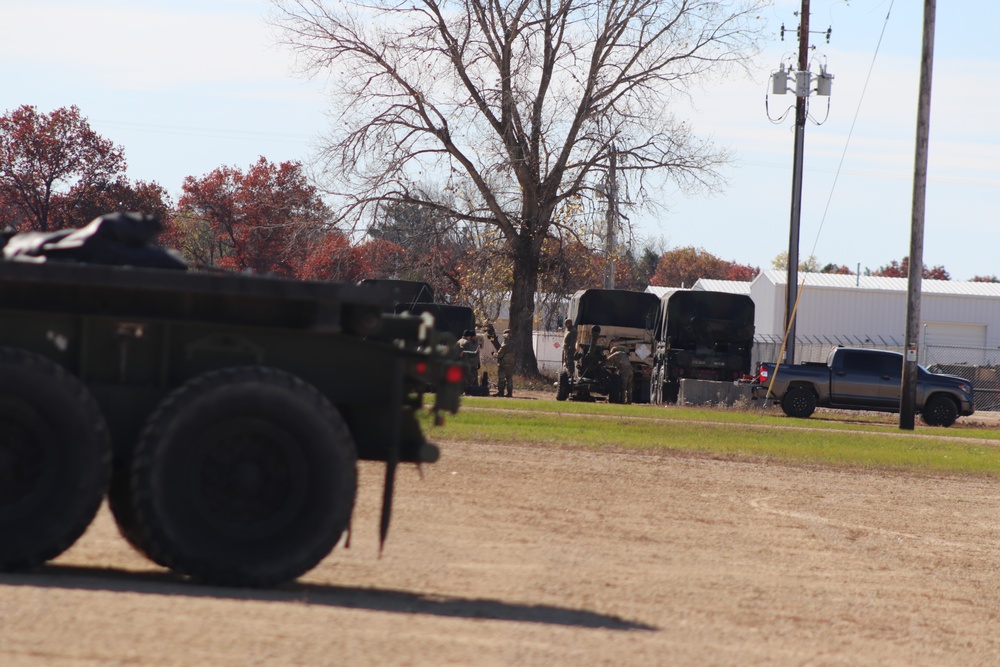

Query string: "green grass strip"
[[423, 398, 1000, 476]]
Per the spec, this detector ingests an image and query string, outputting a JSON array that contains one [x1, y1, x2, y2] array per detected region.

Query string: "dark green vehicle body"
[[650, 291, 756, 404], [0, 261, 463, 586]]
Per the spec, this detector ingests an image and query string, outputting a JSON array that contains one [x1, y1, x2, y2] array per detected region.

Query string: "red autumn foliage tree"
[[872, 257, 950, 280], [172, 158, 331, 275], [650, 246, 759, 287], [297, 236, 407, 282], [365, 201, 464, 301], [58, 178, 172, 229], [0, 105, 127, 232], [821, 263, 855, 275], [295, 231, 355, 281]]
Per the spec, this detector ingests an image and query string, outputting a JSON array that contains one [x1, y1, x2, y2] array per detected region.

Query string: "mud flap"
[[379, 459, 397, 555], [379, 359, 405, 555]]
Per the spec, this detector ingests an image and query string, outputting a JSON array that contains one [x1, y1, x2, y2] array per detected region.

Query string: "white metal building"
[[644, 271, 1000, 370], [749, 270, 1000, 351]]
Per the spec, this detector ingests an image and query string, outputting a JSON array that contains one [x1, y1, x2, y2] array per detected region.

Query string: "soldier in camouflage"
[[458, 329, 481, 389], [561, 318, 577, 378], [606, 345, 634, 404], [495, 328, 516, 397]]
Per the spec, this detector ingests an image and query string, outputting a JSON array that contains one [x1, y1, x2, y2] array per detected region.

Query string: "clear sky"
[[2, 1, 997, 280]]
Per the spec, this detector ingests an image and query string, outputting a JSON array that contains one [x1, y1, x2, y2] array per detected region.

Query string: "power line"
[[807, 0, 896, 262], [91, 118, 317, 145]]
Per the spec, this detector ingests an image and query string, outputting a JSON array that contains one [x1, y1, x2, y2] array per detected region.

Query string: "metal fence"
[[752, 334, 1000, 411]]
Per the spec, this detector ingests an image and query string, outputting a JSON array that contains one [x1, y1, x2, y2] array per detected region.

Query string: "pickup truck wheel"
[[921, 395, 958, 427], [781, 387, 817, 419], [556, 371, 570, 401], [131, 366, 357, 587], [0, 348, 111, 571]]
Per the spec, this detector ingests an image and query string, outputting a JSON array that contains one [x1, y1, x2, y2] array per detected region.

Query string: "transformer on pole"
[[769, 1, 834, 365]]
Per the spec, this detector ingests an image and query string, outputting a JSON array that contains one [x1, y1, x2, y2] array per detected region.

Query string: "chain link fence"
[[752, 334, 1000, 411]]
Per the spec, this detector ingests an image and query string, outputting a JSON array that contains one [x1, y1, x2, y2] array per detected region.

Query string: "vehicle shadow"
[[0, 564, 655, 631]]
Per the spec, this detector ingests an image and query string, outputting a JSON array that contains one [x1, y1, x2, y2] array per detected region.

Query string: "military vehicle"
[[0, 260, 464, 587], [391, 302, 490, 396], [650, 290, 755, 403], [358, 278, 435, 309], [556, 288, 660, 403]]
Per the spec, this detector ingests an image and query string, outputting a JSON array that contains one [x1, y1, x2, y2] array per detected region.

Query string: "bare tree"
[[272, 0, 765, 373]]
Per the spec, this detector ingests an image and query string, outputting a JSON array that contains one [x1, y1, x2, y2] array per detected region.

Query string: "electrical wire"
[[759, 0, 895, 410], [807, 0, 896, 262]]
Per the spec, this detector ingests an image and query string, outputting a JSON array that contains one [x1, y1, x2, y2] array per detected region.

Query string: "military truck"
[[556, 288, 660, 403], [0, 260, 464, 587], [650, 290, 755, 404], [392, 302, 490, 396], [358, 278, 435, 309]]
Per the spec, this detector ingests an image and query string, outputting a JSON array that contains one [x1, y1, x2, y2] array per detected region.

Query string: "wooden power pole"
[[900, 0, 936, 430], [784, 0, 810, 365]]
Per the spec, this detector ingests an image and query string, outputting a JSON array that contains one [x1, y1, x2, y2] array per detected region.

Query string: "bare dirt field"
[[2, 403, 1000, 666]]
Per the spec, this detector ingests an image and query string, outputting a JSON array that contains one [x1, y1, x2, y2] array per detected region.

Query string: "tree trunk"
[[508, 234, 540, 375]]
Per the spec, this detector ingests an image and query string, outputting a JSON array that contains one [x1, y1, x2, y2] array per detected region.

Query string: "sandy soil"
[[2, 404, 999, 666]]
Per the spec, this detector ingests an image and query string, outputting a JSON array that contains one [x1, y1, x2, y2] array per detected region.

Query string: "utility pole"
[[603, 146, 618, 289], [784, 0, 810, 366], [770, 1, 833, 365], [900, 0, 936, 430]]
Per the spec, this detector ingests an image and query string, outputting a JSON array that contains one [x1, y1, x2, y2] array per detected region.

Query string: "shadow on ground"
[[0, 565, 654, 631]]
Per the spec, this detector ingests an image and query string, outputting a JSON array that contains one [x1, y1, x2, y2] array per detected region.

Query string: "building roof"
[[755, 271, 1000, 297], [691, 279, 752, 295], [645, 286, 688, 299]]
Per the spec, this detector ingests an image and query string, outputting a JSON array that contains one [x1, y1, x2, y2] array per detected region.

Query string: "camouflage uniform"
[[495, 330, 516, 397], [458, 330, 480, 386], [606, 345, 634, 404], [561, 318, 578, 377]]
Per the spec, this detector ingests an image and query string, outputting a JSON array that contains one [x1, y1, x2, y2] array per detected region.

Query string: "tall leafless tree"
[[272, 0, 765, 373]]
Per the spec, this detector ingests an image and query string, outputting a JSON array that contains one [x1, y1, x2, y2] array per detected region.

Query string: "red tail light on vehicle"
[[759, 365, 769, 382], [445, 365, 465, 384]]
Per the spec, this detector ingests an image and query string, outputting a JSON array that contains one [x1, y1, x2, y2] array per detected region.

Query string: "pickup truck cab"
[[754, 347, 975, 426]]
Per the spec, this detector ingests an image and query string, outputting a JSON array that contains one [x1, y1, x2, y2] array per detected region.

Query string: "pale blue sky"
[[2, 1, 997, 279]]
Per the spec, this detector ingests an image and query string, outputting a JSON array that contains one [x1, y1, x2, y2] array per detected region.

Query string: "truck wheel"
[[130, 366, 357, 587], [556, 371, 570, 401], [651, 371, 662, 404], [108, 461, 167, 567], [608, 375, 623, 404], [921, 395, 958, 427], [781, 387, 817, 419], [0, 348, 111, 571]]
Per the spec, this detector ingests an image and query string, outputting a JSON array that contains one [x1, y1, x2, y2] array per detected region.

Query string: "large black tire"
[[108, 460, 167, 567], [130, 366, 357, 587], [0, 348, 111, 570], [781, 386, 817, 419], [556, 371, 570, 401], [608, 374, 623, 404], [664, 381, 679, 405], [921, 394, 958, 427]]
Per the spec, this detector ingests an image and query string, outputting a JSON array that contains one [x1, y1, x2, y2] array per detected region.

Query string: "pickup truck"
[[753, 347, 975, 426]]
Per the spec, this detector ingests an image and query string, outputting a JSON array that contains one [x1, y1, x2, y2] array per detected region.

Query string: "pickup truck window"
[[882, 355, 902, 380], [840, 350, 880, 373]]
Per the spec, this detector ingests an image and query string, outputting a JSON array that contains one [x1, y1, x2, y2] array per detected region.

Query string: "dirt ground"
[[2, 401, 1000, 666]]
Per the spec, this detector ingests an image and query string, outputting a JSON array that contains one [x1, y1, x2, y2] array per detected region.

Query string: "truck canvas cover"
[[568, 289, 660, 329], [656, 291, 755, 343]]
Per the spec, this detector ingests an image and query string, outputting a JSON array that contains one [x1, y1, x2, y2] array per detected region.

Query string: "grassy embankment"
[[424, 396, 1000, 477]]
